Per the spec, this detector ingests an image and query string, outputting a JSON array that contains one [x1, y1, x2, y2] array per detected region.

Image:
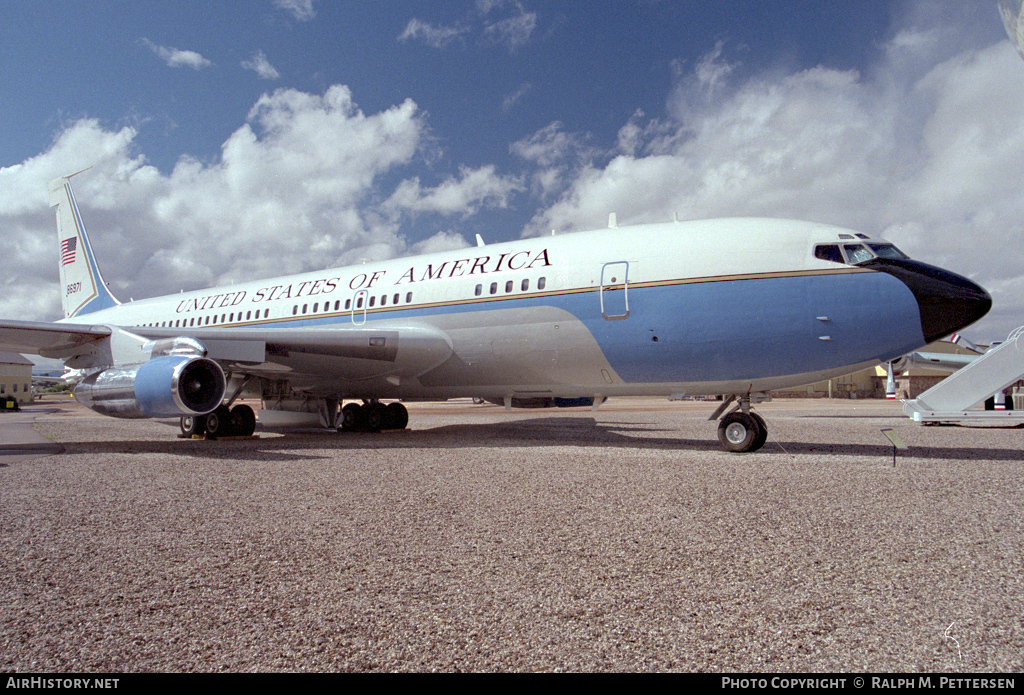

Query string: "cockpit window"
[[814, 244, 844, 264], [817, 240, 911, 265], [843, 244, 875, 264], [868, 243, 908, 260]]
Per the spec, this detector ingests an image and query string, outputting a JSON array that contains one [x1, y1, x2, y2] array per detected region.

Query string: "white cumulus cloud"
[[483, 7, 536, 51], [400, 1, 536, 52], [398, 19, 469, 49], [384, 166, 525, 217], [140, 38, 212, 70], [241, 50, 280, 80], [273, 0, 316, 22]]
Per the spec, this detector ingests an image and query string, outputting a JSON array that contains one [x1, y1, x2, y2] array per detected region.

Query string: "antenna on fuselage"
[[608, 213, 617, 228], [475, 234, 485, 247]]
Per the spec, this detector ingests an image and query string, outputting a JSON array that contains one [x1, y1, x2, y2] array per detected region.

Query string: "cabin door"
[[351, 289, 368, 325], [600, 262, 630, 320]]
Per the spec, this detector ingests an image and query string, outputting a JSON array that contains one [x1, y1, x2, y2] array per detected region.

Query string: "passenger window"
[[334, 301, 340, 311], [505, 281, 513, 293], [264, 309, 269, 318], [393, 294, 399, 305], [475, 285, 482, 296], [538, 277, 546, 290], [292, 306, 297, 316], [814, 245, 844, 264], [406, 292, 412, 303], [246, 311, 251, 320], [380, 295, 386, 306], [369, 296, 376, 308], [357, 297, 364, 309], [490, 282, 497, 295], [312, 303, 318, 313], [522, 279, 529, 291]]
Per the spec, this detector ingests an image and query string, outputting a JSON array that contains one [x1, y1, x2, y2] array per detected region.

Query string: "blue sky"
[[1, 0, 1022, 341], [2, 1, 904, 176]]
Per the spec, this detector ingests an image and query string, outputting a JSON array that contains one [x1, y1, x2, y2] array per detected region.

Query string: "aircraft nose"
[[860, 258, 991, 344]]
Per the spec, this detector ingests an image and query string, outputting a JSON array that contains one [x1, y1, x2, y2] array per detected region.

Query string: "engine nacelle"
[[74, 355, 226, 419]]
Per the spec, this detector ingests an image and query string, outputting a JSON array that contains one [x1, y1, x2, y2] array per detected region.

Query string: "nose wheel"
[[717, 411, 768, 452], [710, 393, 770, 452]]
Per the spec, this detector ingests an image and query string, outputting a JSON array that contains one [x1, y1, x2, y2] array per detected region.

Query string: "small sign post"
[[880, 428, 908, 467]]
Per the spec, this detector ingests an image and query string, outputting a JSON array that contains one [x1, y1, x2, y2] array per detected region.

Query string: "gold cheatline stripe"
[[142, 266, 868, 329]]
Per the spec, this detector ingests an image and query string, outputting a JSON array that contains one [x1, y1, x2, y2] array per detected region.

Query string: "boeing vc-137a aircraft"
[[0, 176, 992, 451]]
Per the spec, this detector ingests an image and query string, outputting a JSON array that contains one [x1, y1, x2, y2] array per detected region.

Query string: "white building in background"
[[0, 352, 33, 404]]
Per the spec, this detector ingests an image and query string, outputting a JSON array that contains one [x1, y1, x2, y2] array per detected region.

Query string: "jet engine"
[[74, 355, 225, 419]]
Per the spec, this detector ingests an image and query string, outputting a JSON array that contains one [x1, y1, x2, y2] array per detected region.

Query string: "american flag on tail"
[[61, 237, 77, 266]]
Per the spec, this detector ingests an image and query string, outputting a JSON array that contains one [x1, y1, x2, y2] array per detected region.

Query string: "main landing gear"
[[339, 401, 409, 433], [180, 404, 257, 439], [710, 393, 770, 453]]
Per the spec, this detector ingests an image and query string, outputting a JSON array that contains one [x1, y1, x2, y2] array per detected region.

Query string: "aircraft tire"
[[340, 402, 366, 432], [181, 414, 206, 437], [717, 412, 765, 453], [204, 404, 233, 439], [384, 402, 409, 430], [365, 402, 386, 432], [229, 404, 257, 437], [749, 412, 768, 451]]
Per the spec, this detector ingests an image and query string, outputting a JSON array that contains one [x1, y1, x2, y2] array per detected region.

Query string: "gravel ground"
[[1, 397, 1021, 672]]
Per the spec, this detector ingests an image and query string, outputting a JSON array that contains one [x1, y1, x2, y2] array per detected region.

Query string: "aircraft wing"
[[0, 319, 112, 358], [0, 319, 454, 382]]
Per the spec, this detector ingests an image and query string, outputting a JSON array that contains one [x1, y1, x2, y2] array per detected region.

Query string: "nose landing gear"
[[710, 393, 770, 453]]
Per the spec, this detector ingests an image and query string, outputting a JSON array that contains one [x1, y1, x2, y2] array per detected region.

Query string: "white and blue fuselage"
[[0, 177, 987, 449], [66, 217, 987, 403]]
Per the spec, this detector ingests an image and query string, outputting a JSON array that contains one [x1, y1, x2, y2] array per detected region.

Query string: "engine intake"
[[74, 355, 226, 419]]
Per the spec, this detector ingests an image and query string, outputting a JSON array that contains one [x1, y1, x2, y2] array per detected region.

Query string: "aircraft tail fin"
[[48, 174, 120, 319]]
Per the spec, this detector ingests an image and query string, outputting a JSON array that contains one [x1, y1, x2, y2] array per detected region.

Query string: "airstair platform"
[[903, 326, 1024, 425]]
